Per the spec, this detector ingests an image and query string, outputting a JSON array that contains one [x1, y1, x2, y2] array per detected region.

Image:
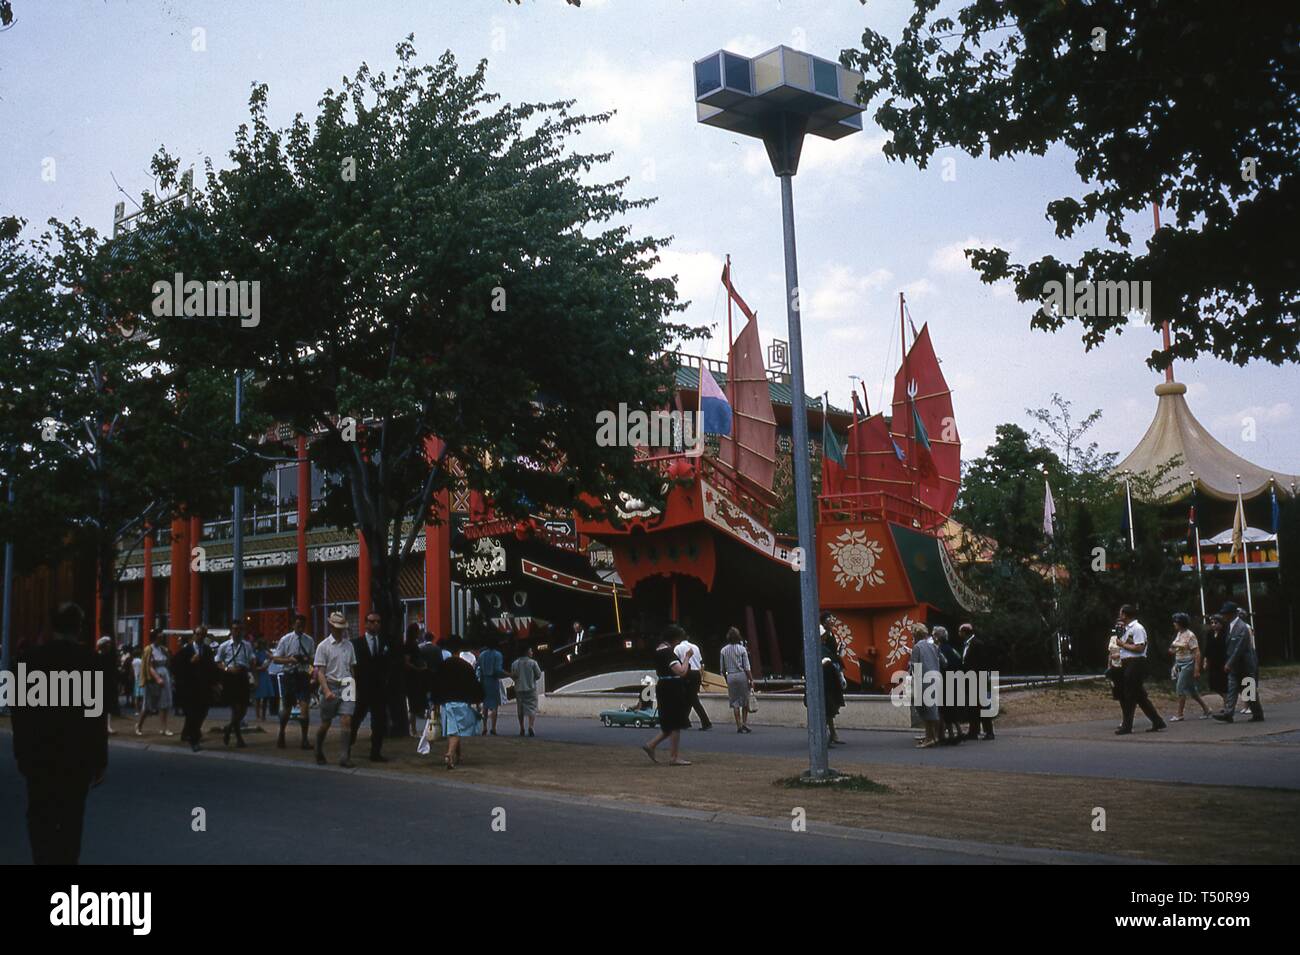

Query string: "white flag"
[[1043, 479, 1057, 538]]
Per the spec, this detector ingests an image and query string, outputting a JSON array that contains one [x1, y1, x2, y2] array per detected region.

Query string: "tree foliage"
[[954, 396, 1195, 671], [96, 40, 696, 643], [0, 215, 245, 633], [844, 0, 1300, 367]]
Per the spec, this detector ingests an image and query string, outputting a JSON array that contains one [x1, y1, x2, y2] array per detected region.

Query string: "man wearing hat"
[[1213, 603, 1264, 723], [313, 611, 359, 766]]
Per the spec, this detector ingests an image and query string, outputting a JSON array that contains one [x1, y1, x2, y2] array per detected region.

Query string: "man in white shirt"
[[215, 621, 255, 748], [271, 613, 316, 750], [1115, 604, 1166, 735], [674, 633, 711, 730], [312, 612, 357, 767]]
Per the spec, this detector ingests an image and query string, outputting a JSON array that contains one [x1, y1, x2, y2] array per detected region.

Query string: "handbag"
[[747, 688, 759, 712]]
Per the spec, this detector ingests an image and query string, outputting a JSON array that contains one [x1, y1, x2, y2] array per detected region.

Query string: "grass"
[[775, 773, 890, 793]]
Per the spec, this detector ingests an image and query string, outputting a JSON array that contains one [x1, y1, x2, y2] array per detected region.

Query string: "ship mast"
[[726, 253, 737, 470], [900, 291, 916, 505]]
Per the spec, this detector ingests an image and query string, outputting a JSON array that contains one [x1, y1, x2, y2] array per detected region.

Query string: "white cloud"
[[722, 34, 768, 57], [901, 277, 937, 302], [650, 248, 724, 313], [563, 54, 691, 149], [807, 264, 894, 326], [798, 131, 888, 175], [1211, 402, 1293, 433], [929, 236, 1008, 274]]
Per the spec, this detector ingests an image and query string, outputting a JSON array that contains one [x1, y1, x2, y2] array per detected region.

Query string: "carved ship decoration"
[[817, 293, 983, 690]]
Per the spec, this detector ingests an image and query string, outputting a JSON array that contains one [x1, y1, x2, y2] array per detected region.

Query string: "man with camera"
[[215, 620, 255, 747], [271, 613, 316, 749], [1114, 604, 1167, 735]]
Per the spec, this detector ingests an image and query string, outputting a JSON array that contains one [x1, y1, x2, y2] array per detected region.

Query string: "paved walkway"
[[0, 733, 1131, 865], [515, 699, 1300, 790]]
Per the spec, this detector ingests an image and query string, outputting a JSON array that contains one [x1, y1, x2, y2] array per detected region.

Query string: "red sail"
[[889, 324, 961, 519], [717, 313, 777, 493], [845, 412, 910, 493]]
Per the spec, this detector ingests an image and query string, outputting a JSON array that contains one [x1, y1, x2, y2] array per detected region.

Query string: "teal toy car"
[[599, 706, 659, 728]]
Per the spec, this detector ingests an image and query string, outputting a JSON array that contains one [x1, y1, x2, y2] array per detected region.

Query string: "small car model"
[[599, 706, 659, 728]]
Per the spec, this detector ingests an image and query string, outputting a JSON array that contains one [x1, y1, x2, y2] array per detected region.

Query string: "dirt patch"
[[995, 665, 1300, 727]]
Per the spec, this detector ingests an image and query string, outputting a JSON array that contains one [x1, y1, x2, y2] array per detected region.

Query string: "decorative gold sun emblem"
[[827, 528, 885, 592]]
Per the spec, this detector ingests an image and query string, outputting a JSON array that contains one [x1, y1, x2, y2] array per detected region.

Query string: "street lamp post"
[[694, 45, 865, 779], [232, 370, 245, 624]]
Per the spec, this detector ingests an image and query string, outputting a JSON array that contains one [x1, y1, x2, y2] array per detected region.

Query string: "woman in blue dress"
[[475, 637, 506, 736], [432, 638, 484, 769]]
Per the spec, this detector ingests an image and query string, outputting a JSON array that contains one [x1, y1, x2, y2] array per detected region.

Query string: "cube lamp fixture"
[[694, 45, 865, 175]]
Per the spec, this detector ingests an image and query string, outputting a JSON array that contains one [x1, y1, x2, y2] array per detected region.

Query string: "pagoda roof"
[[1114, 380, 1299, 502]]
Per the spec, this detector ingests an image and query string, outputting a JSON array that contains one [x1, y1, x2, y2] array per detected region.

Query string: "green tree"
[[953, 397, 1193, 672], [103, 40, 696, 651], [0, 216, 246, 639], [844, 1, 1300, 367]]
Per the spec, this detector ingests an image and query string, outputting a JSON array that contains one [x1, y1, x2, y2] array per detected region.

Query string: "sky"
[[2, 0, 1297, 477]]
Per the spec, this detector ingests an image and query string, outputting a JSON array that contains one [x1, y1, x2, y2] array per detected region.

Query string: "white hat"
[[328, 611, 347, 629]]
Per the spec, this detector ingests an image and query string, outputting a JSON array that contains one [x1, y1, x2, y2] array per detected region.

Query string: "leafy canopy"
[[844, 1, 1300, 367]]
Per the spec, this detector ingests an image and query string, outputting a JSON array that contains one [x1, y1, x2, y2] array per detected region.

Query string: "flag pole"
[[900, 291, 915, 505], [1271, 477, 1282, 566], [725, 254, 737, 471], [1189, 470, 1207, 620], [1237, 474, 1254, 618], [689, 353, 705, 457], [1123, 469, 1136, 550]]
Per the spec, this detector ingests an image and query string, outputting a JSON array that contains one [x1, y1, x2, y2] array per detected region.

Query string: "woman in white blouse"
[[1168, 613, 1211, 721]]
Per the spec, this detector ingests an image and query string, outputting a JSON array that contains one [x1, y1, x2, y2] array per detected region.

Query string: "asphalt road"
[[524, 702, 1300, 790], [0, 733, 1118, 865]]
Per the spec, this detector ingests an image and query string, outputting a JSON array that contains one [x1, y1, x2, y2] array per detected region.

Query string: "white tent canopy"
[[1115, 380, 1300, 502], [1201, 526, 1276, 546]]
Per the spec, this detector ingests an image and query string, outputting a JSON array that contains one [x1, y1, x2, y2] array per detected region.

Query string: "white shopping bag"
[[416, 712, 437, 755]]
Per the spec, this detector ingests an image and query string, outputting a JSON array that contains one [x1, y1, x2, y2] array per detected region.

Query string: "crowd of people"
[[901, 620, 998, 749], [1106, 601, 1265, 734], [86, 610, 549, 771]]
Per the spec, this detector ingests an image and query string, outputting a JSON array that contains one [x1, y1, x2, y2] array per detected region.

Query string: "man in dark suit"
[[349, 611, 389, 761], [959, 624, 996, 740], [1213, 603, 1264, 723], [176, 625, 217, 751], [10, 602, 108, 864]]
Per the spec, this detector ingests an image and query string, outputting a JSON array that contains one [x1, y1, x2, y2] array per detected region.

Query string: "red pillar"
[[142, 524, 155, 642], [168, 516, 189, 630], [188, 514, 203, 625], [423, 436, 451, 639], [357, 530, 371, 624], [296, 436, 311, 621]]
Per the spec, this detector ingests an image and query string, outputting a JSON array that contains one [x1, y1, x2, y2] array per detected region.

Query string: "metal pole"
[[232, 370, 245, 623], [778, 172, 829, 779], [1237, 476, 1254, 618], [1190, 472, 1206, 620], [1, 480, 14, 679]]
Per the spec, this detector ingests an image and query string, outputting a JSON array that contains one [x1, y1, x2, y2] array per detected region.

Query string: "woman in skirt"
[[1168, 613, 1212, 720], [720, 627, 753, 733], [642, 625, 693, 766], [430, 640, 483, 769], [135, 631, 175, 737]]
